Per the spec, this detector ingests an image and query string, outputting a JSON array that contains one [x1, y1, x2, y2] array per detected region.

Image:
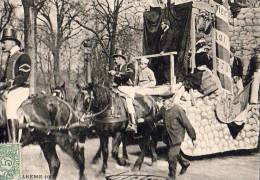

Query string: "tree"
[[0, 0, 14, 33], [37, 0, 82, 85]]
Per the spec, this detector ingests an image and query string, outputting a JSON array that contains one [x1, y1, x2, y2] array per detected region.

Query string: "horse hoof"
[[131, 166, 139, 172], [125, 160, 131, 166], [79, 176, 86, 180], [91, 159, 99, 165]]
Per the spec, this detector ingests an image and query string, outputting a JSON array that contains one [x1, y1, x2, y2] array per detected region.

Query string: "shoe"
[[179, 163, 190, 175]]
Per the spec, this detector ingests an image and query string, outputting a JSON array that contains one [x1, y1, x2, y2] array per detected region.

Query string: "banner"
[[214, 1, 232, 92]]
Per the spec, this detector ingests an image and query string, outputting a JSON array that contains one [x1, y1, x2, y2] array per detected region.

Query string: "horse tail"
[[46, 103, 58, 125]]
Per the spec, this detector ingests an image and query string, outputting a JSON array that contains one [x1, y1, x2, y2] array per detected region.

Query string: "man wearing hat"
[[0, 28, 31, 142], [157, 86, 196, 180], [230, 46, 243, 95], [109, 49, 137, 132], [138, 57, 156, 87]]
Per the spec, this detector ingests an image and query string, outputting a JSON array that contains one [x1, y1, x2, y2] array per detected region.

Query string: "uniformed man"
[[138, 57, 156, 87], [0, 28, 31, 142], [109, 49, 137, 132]]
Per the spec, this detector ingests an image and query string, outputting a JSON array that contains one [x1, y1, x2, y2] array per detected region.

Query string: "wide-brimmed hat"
[[112, 49, 126, 60], [0, 28, 21, 46]]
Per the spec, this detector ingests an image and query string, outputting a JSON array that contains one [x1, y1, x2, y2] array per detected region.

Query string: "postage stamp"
[[0, 143, 21, 180]]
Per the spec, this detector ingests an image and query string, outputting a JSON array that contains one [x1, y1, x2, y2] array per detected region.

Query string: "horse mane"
[[92, 84, 112, 111]]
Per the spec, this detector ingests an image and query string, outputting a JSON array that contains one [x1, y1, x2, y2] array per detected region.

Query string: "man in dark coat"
[[158, 89, 196, 180], [109, 49, 137, 132], [245, 45, 260, 85], [0, 28, 31, 142], [157, 19, 175, 84], [230, 46, 243, 95]]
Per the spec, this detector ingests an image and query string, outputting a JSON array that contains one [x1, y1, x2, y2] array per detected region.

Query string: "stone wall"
[[229, 7, 260, 74]]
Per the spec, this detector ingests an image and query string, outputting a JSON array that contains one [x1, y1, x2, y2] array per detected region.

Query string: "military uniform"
[[0, 28, 31, 142]]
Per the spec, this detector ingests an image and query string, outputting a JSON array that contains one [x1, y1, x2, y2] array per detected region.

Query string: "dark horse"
[[73, 83, 160, 175], [16, 85, 88, 180]]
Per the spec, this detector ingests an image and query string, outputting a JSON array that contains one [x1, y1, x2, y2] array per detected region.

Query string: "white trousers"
[[5, 87, 29, 121], [118, 86, 136, 114]]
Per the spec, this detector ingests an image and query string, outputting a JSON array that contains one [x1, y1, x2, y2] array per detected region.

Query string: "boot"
[[127, 113, 137, 133], [7, 119, 19, 143], [178, 153, 190, 175], [168, 158, 177, 180]]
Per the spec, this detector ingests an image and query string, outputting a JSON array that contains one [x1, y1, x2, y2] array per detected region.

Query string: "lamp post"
[[83, 40, 93, 84]]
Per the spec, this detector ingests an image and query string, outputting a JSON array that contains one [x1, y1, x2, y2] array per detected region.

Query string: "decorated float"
[[135, 0, 260, 156]]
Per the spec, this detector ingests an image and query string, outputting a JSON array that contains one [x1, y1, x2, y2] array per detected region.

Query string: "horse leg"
[[111, 132, 130, 166], [132, 134, 149, 171], [57, 136, 86, 180], [150, 133, 158, 165], [99, 135, 109, 175], [122, 134, 128, 160], [39, 142, 60, 180], [91, 143, 101, 164]]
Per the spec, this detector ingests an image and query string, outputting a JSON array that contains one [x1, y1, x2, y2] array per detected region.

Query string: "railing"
[[134, 51, 178, 92]]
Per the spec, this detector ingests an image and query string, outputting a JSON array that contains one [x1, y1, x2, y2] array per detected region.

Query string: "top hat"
[[112, 49, 126, 60], [0, 28, 21, 46]]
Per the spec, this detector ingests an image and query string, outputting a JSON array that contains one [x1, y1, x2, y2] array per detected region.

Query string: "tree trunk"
[[22, 0, 37, 95], [52, 49, 60, 86]]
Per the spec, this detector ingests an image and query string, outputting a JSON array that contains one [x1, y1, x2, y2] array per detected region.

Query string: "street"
[[21, 138, 259, 180]]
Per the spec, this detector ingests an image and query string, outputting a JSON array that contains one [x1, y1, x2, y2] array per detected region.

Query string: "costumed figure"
[[109, 49, 137, 133], [0, 28, 31, 142]]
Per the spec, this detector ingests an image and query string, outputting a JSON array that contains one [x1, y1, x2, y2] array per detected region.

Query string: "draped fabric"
[[143, 3, 192, 84]]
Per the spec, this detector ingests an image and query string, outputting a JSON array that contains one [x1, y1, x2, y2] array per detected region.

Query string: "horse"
[[16, 85, 89, 180], [73, 83, 160, 175]]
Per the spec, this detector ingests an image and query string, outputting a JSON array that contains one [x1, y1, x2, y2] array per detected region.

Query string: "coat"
[[195, 52, 213, 70], [245, 56, 260, 85], [161, 105, 196, 146], [1, 51, 31, 89], [159, 28, 175, 53], [231, 56, 243, 78], [113, 63, 135, 86]]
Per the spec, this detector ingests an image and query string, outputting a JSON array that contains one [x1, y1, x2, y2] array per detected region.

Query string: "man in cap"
[[230, 46, 243, 95], [0, 28, 31, 142], [138, 57, 156, 87], [157, 86, 196, 180], [109, 49, 137, 132]]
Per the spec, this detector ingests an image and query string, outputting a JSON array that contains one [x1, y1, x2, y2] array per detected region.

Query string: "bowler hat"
[[0, 28, 21, 46], [112, 49, 126, 60]]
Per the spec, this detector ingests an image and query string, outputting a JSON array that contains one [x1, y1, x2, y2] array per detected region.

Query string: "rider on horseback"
[[109, 49, 137, 132], [0, 28, 31, 142]]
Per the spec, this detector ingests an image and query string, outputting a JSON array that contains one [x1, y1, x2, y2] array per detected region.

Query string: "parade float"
[[137, 0, 260, 156]]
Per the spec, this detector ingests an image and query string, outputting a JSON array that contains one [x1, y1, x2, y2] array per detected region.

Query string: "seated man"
[[138, 57, 156, 87], [109, 49, 137, 132]]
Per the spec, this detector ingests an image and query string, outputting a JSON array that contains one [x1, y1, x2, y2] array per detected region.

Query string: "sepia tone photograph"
[[0, 0, 259, 179]]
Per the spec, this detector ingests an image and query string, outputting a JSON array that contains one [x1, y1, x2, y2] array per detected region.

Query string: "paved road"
[[21, 138, 259, 180]]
